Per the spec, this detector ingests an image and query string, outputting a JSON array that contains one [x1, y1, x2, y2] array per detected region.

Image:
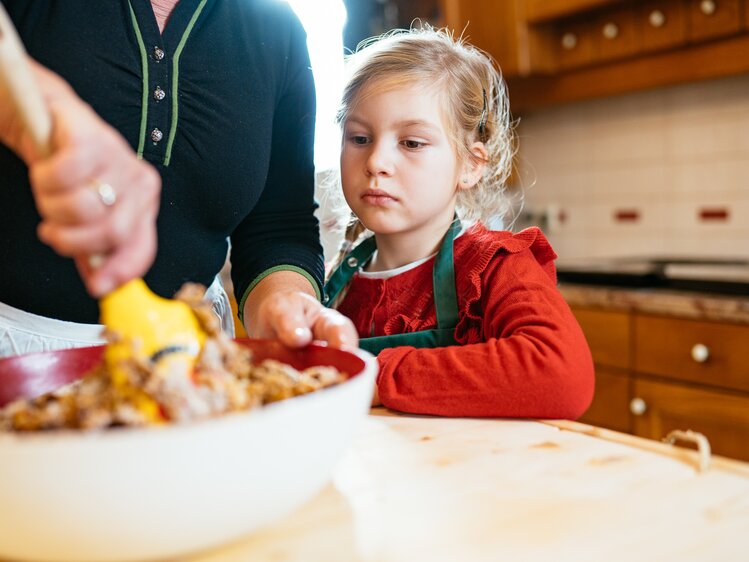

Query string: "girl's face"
[[340, 84, 466, 242]]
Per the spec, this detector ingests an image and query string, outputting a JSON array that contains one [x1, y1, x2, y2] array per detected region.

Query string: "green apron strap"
[[324, 236, 377, 305], [433, 217, 460, 330], [324, 217, 463, 353], [359, 328, 455, 355]]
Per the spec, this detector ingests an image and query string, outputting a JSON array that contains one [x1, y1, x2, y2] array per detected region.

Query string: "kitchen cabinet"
[[344, 0, 445, 52], [687, 0, 743, 41], [638, 1, 689, 52], [442, 0, 749, 112], [579, 366, 632, 432], [573, 304, 749, 462], [633, 377, 749, 458]]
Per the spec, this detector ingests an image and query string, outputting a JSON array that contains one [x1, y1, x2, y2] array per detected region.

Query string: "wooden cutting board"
[[189, 411, 749, 562]]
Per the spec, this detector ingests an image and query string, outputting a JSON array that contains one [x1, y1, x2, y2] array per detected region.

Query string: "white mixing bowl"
[[0, 340, 376, 562]]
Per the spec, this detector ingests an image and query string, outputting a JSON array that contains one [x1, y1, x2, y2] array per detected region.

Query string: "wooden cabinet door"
[[571, 307, 632, 370], [442, 0, 526, 76], [556, 17, 596, 69], [578, 367, 631, 433], [594, 5, 639, 61], [687, 0, 743, 42], [632, 377, 749, 462], [638, 0, 688, 52]]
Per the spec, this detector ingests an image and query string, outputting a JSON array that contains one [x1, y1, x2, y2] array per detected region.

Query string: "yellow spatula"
[[0, 5, 205, 380]]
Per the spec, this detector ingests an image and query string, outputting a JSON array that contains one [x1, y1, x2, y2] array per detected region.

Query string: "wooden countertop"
[[559, 283, 749, 325], [189, 410, 749, 562]]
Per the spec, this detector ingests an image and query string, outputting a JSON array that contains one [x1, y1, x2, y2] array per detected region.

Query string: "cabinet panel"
[[524, 0, 627, 23], [638, 0, 688, 52], [556, 18, 596, 69], [687, 0, 743, 42], [578, 367, 631, 433], [632, 377, 749, 462], [634, 315, 749, 392], [571, 307, 631, 369], [594, 6, 639, 61]]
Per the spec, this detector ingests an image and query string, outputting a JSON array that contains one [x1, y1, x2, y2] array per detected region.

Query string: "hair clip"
[[478, 88, 488, 141]]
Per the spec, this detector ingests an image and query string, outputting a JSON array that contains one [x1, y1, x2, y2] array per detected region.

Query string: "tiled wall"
[[514, 74, 749, 261]]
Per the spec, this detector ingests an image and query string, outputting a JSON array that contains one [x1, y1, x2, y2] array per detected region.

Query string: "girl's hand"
[[244, 272, 359, 349], [253, 290, 358, 348]]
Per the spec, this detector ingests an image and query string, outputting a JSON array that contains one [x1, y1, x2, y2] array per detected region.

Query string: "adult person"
[[0, 0, 357, 357]]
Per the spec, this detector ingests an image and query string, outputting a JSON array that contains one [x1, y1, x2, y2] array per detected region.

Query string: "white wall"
[[515, 74, 749, 260]]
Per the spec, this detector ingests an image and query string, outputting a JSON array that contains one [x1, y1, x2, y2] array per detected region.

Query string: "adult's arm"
[[230, 5, 356, 348], [374, 250, 595, 419], [0, 59, 160, 297]]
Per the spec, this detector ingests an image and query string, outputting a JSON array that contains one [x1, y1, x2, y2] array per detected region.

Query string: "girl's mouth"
[[362, 189, 398, 206]]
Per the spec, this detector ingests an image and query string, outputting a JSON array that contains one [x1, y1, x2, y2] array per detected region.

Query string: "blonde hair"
[[321, 26, 518, 266]]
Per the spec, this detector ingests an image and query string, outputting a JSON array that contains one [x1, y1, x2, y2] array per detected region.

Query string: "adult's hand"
[[0, 61, 161, 297], [243, 270, 359, 349]]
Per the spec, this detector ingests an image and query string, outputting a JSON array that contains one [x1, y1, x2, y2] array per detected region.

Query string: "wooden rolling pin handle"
[[0, 4, 53, 157]]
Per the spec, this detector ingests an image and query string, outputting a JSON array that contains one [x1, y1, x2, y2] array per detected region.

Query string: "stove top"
[[556, 257, 749, 295]]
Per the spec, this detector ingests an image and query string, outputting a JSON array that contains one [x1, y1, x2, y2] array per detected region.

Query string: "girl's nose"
[[365, 142, 394, 177]]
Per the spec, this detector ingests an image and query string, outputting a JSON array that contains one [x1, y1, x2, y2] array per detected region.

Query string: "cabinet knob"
[[602, 22, 619, 40], [691, 343, 710, 363], [700, 0, 717, 15], [648, 10, 666, 28], [630, 397, 647, 416], [561, 32, 578, 50]]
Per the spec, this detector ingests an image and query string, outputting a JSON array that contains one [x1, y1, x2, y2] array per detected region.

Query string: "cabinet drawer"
[[556, 18, 596, 69], [578, 367, 631, 433], [594, 6, 638, 61], [632, 377, 749, 462], [638, 0, 688, 52], [687, 0, 743, 42], [572, 307, 631, 369], [634, 314, 749, 392]]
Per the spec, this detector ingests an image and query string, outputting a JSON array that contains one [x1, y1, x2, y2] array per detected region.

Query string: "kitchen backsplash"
[[513, 73, 749, 261]]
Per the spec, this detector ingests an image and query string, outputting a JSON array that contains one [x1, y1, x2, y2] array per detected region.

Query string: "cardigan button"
[[346, 257, 358, 268], [153, 86, 166, 101], [153, 46, 165, 61], [150, 128, 164, 143]]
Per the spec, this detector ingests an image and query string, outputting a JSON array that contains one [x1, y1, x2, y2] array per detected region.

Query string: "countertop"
[[188, 410, 749, 562], [559, 283, 749, 325]]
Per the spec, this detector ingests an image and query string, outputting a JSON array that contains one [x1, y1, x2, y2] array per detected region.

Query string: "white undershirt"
[[357, 223, 468, 280]]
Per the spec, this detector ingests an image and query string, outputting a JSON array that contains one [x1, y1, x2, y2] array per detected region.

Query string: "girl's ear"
[[458, 141, 488, 191]]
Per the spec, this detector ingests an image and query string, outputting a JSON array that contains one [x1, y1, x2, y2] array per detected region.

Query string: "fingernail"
[[294, 326, 312, 341]]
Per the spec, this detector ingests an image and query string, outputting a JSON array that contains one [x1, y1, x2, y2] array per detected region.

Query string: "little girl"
[[323, 27, 594, 419]]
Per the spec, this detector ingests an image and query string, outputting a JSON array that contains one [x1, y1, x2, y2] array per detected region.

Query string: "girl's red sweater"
[[336, 225, 595, 419]]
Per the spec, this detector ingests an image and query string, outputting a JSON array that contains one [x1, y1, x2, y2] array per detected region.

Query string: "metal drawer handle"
[[700, 0, 717, 15], [561, 32, 578, 50], [630, 397, 647, 416], [691, 343, 710, 363], [602, 22, 619, 39], [649, 9, 666, 28]]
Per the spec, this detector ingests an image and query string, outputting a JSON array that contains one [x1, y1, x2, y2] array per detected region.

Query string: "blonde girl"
[[324, 27, 594, 418]]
